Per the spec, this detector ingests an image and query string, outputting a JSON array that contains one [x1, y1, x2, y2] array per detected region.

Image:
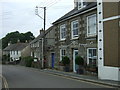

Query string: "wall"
[[45, 27, 55, 68], [97, 1, 120, 81], [54, 8, 97, 71], [21, 45, 31, 58], [10, 51, 21, 61]]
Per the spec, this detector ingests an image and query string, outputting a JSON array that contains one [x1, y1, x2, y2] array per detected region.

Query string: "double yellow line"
[[0, 75, 9, 90]]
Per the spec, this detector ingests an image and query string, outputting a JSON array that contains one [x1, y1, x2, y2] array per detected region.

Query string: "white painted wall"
[[97, 0, 120, 81], [10, 51, 21, 61], [98, 66, 120, 81]]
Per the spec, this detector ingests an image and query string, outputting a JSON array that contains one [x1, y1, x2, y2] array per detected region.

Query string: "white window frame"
[[60, 49, 66, 61], [87, 48, 97, 67], [60, 24, 66, 40], [87, 14, 97, 37], [71, 20, 79, 39], [78, 0, 86, 10]]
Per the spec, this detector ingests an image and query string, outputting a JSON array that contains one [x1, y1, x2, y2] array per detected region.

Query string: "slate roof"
[[4, 43, 28, 51], [29, 34, 43, 44], [30, 26, 54, 44], [53, 2, 97, 24]]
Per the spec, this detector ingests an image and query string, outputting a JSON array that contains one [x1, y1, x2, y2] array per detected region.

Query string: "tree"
[[1, 31, 35, 49]]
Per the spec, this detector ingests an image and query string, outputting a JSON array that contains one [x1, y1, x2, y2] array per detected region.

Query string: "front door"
[[51, 53, 55, 68], [73, 50, 79, 72]]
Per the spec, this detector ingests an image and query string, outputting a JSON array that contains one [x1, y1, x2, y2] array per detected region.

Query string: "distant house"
[[3, 43, 30, 62], [30, 26, 55, 68], [30, 29, 44, 64]]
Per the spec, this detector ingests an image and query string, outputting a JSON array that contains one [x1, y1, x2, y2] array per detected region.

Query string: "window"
[[31, 52, 33, 56], [16, 51, 18, 55], [87, 14, 97, 37], [60, 49, 66, 61], [87, 48, 97, 67], [60, 24, 66, 40], [78, 0, 86, 10], [71, 20, 79, 39], [10, 51, 12, 54]]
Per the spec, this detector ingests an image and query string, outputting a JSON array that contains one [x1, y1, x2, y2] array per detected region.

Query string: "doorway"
[[73, 50, 79, 72], [51, 53, 55, 68]]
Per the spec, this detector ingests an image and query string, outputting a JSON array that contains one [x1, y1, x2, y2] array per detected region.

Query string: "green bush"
[[75, 56, 84, 66], [22, 56, 34, 67], [62, 56, 70, 66], [2, 54, 10, 64]]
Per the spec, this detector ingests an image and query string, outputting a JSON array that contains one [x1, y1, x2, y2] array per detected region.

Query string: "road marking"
[[9, 65, 117, 88], [1, 75, 9, 90]]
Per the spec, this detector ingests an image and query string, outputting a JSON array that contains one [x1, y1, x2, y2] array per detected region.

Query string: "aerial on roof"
[[53, 2, 97, 24], [4, 43, 28, 51]]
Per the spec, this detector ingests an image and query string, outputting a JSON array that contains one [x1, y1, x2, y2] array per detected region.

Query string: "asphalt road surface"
[[2, 65, 114, 88]]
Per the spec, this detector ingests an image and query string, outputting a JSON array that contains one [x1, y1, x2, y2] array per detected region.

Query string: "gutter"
[[53, 6, 97, 25]]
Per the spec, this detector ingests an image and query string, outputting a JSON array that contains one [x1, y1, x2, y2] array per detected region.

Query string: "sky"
[[0, 0, 74, 39]]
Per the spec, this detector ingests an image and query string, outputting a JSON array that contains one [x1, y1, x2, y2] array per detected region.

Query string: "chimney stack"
[[17, 39, 20, 43], [74, 0, 78, 8], [8, 41, 11, 46], [40, 28, 44, 35]]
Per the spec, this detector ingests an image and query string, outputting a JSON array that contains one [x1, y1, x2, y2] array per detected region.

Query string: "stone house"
[[52, 0, 120, 81], [53, 2, 97, 72], [3, 43, 30, 62], [30, 26, 55, 68]]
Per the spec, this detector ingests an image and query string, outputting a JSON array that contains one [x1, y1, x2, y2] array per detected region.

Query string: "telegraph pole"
[[35, 6, 46, 69], [43, 7, 46, 69]]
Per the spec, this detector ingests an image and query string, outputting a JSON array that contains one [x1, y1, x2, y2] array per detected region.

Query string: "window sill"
[[71, 37, 79, 40], [59, 39, 66, 42], [86, 35, 97, 39]]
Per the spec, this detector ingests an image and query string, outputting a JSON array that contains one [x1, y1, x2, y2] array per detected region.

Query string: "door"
[[73, 50, 79, 72], [51, 53, 55, 68]]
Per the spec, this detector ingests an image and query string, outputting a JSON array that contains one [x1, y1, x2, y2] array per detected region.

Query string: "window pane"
[[87, 15, 97, 36], [60, 25, 66, 39], [89, 49, 92, 57], [93, 49, 96, 56], [72, 21, 78, 37]]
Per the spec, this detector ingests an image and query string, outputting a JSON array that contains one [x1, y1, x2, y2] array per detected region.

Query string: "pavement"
[[40, 68, 120, 88]]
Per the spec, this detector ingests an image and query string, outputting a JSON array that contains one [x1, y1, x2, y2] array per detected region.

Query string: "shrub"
[[62, 56, 70, 66], [22, 56, 34, 67], [75, 56, 84, 66]]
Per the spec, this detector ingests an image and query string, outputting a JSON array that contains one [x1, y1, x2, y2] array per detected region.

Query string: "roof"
[[29, 34, 43, 44], [4, 43, 28, 51], [53, 2, 97, 24], [30, 26, 54, 44]]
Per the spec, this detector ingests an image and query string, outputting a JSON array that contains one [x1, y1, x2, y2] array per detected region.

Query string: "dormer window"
[[78, 0, 86, 10]]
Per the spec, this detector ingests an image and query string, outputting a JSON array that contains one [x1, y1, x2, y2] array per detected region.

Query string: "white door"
[[73, 50, 79, 72]]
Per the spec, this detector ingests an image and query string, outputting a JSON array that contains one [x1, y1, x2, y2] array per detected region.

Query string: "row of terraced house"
[[30, 0, 120, 81], [3, 0, 119, 81]]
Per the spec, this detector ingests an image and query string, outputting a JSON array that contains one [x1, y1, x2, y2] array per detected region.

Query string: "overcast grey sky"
[[0, 0, 74, 39]]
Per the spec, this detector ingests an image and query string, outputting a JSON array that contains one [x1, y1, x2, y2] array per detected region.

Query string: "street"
[[2, 65, 114, 88]]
